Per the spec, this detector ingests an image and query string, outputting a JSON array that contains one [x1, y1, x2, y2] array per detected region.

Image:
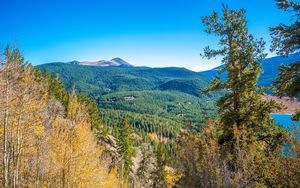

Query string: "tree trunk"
[[3, 65, 10, 188]]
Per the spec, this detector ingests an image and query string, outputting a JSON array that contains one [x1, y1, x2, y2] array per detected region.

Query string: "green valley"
[[38, 62, 218, 136]]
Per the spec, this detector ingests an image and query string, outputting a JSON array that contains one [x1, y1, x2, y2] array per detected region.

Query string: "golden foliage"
[[164, 167, 182, 188], [0, 47, 121, 187]]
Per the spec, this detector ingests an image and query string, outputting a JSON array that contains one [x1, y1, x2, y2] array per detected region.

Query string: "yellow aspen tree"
[[0, 46, 121, 187], [44, 89, 121, 187], [0, 47, 47, 187]]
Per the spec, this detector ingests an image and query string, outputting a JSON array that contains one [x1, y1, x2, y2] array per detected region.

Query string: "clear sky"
[[0, 0, 293, 71]]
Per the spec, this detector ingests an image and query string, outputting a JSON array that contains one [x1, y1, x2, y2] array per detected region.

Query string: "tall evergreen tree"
[[48, 74, 68, 107], [152, 143, 167, 188], [117, 116, 134, 182], [201, 5, 286, 162], [78, 93, 101, 129], [271, 0, 300, 120]]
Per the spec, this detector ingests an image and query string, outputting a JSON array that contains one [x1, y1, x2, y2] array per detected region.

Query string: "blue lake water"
[[271, 114, 299, 139], [271, 114, 299, 128]]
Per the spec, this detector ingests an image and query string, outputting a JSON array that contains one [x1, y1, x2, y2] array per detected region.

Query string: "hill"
[[38, 63, 209, 96], [100, 90, 216, 122], [199, 52, 300, 87], [38, 63, 217, 129], [68, 57, 133, 67]]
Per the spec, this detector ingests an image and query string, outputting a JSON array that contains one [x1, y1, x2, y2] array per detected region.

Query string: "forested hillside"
[[38, 63, 209, 96], [199, 51, 300, 87], [38, 63, 218, 131], [0, 47, 188, 187]]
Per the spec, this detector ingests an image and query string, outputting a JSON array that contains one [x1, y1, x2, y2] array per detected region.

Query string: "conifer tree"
[[48, 74, 68, 107], [270, 0, 300, 56], [271, 0, 300, 120], [117, 116, 134, 182], [153, 143, 167, 188], [274, 62, 300, 100], [78, 93, 101, 129], [201, 5, 286, 166]]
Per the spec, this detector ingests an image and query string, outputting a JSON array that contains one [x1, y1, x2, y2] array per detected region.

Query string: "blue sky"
[[0, 0, 292, 71]]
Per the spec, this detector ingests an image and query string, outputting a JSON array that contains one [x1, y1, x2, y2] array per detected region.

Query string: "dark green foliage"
[[200, 52, 300, 87], [292, 109, 300, 121], [271, 0, 300, 121], [46, 72, 69, 107], [35, 67, 102, 130], [33, 67, 43, 82], [78, 93, 101, 129], [270, 0, 300, 56], [38, 63, 209, 96], [201, 5, 286, 162], [102, 109, 182, 141], [152, 143, 167, 188], [273, 63, 300, 122], [100, 90, 216, 125], [117, 116, 135, 180], [156, 79, 204, 96], [37, 63, 218, 135], [274, 62, 300, 99]]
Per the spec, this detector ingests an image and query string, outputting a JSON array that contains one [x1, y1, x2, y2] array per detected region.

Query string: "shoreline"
[[262, 95, 300, 115], [271, 113, 293, 115]]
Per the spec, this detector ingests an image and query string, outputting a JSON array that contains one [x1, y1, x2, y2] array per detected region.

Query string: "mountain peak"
[[67, 58, 134, 67], [110, 58, 133, 67], [111, 57, 123, 61], [69, 60, 80, 65]]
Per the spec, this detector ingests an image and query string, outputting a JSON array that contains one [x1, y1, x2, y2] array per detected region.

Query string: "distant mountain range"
[[36, 52, 300, 127], [40, 52, 300, 95], [67, 57, 133, 67], [38, 63, 209, 97], [57, 52, 300, 88], [38, 63, 217, 125], [199, 52, 300, 86]]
